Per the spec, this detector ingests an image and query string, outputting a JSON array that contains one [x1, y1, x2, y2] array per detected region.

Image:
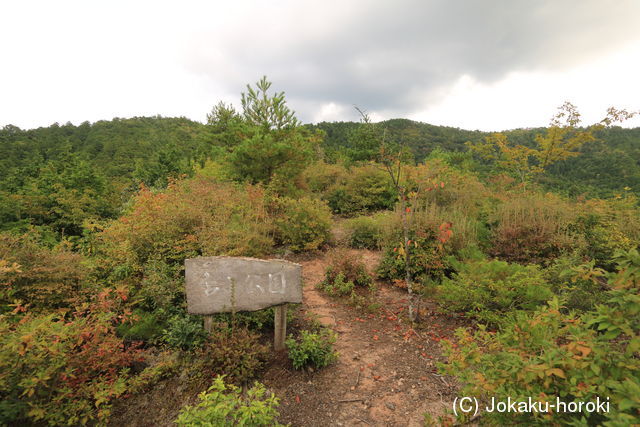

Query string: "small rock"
[[385, 402, 396, 411]]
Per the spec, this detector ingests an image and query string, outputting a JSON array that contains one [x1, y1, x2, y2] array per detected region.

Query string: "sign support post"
[[203, 315, 213, 333], [274, 304, 287, 351]]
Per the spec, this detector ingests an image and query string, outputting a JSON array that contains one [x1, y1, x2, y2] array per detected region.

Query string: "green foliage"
[[440, 250, 640, 426], [133, 142, 193, 188], [570, 202, 638, 271], [241, 76, 300, 131], [272, 196, 332, 252], [309, 118, 483, 165], [544, 255, 608, 312], [302, 161, 349, 194], [126, 351, 180, 395], [6, 152, 117, 236], [285, 329, 338, 370], [0, 232, 88, 311], [135, 257, 184, 311], [318, 272, 355, 297], [0, 117, 210, 236], [544, 127, 640, 198], [344, 214, 388, 249], [0, 290, 142, 426], [217, 76, 320, 193], [326, 165, 397, 216], [311, 119, 640, 198], [196, 325, 268, 384], [206, 101, 246, 153], [227, 130, 315, 187], [345, 108, 384, 162], [437, 258, 553, 327], [116, 310, 165, 344], [162, 314, 208, 351], [175, 376, 282, 427], [377, 226, 452, 284], [216, 306, 295, 331]]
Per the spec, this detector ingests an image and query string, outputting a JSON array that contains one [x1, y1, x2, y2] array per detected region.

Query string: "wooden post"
[[203, 315, 213, 333], [274, 304, 287, 351]]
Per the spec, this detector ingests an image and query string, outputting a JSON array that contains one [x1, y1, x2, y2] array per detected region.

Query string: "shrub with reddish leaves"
[[0, 289, 143, 426]]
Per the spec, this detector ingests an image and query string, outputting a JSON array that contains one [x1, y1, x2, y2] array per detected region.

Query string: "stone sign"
[[185, 256, 302, 315]]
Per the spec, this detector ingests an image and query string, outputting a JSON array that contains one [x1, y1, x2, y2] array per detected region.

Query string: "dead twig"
[[431, 373, 450, 388], [338, 398, 365, 403], [355, 416, 372, 425], [354, 370, 361, 388], [411, 327, 425, 340]]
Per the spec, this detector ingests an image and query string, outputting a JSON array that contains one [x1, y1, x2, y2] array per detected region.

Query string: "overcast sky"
[[1, 0, 639, 131]]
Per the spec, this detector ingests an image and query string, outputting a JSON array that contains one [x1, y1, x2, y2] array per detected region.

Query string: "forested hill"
[[309, 119, 640, 198], [0, 116, 209, 187], [308, 118, 486, 160]]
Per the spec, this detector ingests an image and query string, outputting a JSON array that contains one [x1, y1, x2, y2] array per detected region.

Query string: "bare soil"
[[263, 249, 464, 426]]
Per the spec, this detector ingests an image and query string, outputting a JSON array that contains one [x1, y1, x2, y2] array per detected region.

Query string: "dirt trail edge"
[[263, 249, 461, 427]]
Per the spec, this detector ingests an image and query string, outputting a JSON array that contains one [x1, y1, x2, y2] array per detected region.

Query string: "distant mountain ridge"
[[2, 116, 639, 200]]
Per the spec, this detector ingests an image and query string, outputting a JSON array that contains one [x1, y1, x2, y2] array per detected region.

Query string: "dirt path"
[[263, 249, 462, 426]]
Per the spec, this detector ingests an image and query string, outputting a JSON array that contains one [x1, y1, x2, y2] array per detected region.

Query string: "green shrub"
[[162, 314, 208, 351], [302, 161, 348, 194], [197, 325, 268, 384], [325, 165, 397, 216], [439, 250, 640, 426], [272, 196, 332, 252], [544, 254, 608, 312], [214, 306, 296, 331], [116, 310, 165, 343], [126, 351, 180, 395], [324, 248, 372, 288], [285, 329, 338, 370], [344, 213, 389, 249], [136, 258, 183, 311], [437, 258, 552, 327], [0, 232, 88, 311], [570, 212, 636, 271], [175, 376, 282, 426], [318, 272, 355, 297], [377, 228, 452, 284]]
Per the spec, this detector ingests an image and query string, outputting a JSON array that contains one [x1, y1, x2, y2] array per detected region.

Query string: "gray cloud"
[[183, 0, 640, 122]]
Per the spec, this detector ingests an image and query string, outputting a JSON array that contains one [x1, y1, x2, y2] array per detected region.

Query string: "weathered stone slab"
[[185, 256, 302, 314]]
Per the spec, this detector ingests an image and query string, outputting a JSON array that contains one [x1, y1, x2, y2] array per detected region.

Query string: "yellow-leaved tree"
[[467, 102, 637, 185]]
